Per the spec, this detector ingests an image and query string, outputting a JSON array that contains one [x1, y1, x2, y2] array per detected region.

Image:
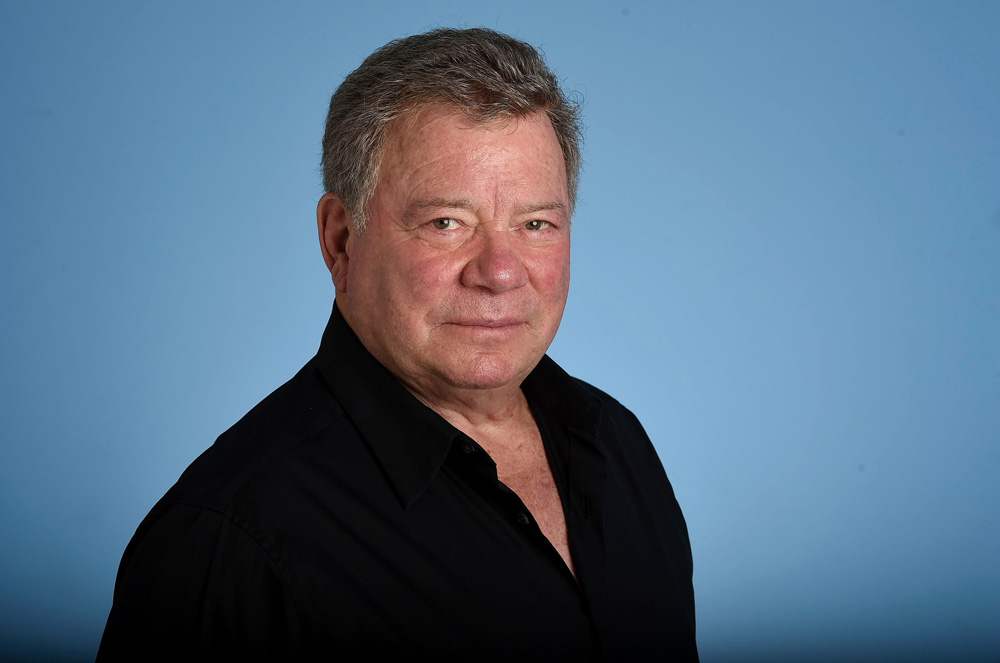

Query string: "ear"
[[317, 193, 353, 293]]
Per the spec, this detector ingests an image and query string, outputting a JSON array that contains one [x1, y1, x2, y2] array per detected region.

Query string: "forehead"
[[377, 105, 567, 191]]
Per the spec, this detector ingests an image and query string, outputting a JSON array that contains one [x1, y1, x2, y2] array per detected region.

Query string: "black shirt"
[[97, 304, 697, 661]]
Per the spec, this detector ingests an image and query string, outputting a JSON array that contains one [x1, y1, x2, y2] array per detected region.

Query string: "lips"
[[449, 319, 523, 328]]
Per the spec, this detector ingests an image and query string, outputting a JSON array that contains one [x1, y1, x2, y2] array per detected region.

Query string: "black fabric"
[[97, 304, 698, 661]]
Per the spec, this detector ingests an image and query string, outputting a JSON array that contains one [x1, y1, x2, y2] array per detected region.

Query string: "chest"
[[272, 414, 697, 659], [488, 434, 575, 577], [504, 465, 572, 557]]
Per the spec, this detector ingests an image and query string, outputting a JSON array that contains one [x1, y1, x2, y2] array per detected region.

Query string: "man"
[[98, 28, 697, 661]]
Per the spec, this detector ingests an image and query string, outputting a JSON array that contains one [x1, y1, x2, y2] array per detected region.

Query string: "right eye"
[[429, 218, 460, 230]]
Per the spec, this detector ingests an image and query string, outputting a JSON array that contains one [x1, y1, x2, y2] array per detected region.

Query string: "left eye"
[[525, 220, 550, 231], [430, 218, 459, 230]]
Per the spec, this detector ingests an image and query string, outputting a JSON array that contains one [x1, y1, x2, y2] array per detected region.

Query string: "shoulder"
[[575, 377, 662, 456], [558, 372, 683, 500], [526, 355, 656, 451], [111, 358, 359, 615], [147, 358, 349, 523], [572, 376, 635, 420], [577, 378, 651, 441]]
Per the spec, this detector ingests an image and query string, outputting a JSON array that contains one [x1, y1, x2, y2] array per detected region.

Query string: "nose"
[[460, 229, 529, 293]]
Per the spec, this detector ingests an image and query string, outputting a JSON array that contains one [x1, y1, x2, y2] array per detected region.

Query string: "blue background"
[[1, 2, 998, 661]]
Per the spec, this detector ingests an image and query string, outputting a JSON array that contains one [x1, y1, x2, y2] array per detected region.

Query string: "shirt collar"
[[315, 302, 604, 509], [522, 354, 603, 444]]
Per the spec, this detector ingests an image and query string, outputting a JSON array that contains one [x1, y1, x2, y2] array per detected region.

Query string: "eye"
[[429, 218, 460, 230], [524, 220, 551, 231]]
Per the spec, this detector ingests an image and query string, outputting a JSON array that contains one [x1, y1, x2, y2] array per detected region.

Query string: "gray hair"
[[321, 27, 583, 233]]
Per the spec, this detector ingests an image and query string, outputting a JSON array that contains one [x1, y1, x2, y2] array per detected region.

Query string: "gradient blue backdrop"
[[1, 2, 998, 661]]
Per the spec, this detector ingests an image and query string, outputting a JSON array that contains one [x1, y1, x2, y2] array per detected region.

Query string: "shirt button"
[[515, 511, 531, 526], [461, 442, 476, 454]]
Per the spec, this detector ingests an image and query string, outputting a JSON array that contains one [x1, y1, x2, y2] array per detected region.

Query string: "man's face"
[[337, 106, 571, 401]]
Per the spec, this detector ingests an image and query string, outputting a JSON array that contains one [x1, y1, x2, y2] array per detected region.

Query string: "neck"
[[406, 380, 534, 449]]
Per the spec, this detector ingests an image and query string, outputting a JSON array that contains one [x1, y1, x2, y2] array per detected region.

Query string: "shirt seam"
[[169, 500, 308, 634]]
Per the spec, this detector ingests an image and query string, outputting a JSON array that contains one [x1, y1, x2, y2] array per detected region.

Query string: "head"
[[317, 29, 581, 406], [320, 27, 582, 233]]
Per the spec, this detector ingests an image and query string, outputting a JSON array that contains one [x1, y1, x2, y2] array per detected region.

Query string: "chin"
[[447, 354, 530, 391]]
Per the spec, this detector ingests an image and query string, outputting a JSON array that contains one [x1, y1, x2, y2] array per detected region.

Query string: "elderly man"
[[98, 28, 697, 661]]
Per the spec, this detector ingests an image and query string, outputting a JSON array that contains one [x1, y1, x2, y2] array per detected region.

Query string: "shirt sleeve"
[[97, 503, 304, 661]]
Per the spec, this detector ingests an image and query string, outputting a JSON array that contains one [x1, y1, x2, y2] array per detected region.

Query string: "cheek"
[[385, 250, 460, 311], [346, 241, 382, 301], [528, 248, 571, 299]]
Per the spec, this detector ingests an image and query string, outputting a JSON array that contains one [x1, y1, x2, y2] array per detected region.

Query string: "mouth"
[[453, 320, 521, 328], [446, 317, 527, 329], [439, 319, 529, 340]]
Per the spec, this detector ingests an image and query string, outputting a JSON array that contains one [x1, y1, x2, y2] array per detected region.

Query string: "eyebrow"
[[516, 201, 567, 216]]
